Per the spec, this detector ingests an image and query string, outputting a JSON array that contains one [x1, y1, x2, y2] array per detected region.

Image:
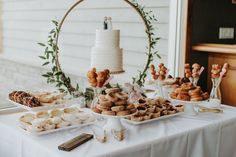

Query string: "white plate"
[[123, 112, 184, 125], [20, 120, 96, 136], [7, 99, 68, 112], [168, 96, 208, 105]]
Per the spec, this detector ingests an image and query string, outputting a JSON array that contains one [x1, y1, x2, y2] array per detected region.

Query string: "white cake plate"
[[169, 96, 208, 116], [92, 111, 133, 131]]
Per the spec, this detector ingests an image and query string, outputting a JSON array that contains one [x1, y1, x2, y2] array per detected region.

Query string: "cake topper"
[[103, 16, 113, 30]]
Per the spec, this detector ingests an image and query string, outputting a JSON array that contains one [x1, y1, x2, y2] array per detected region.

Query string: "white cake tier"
[[91, 47, 123, 72], [95, 30, 120, 48]]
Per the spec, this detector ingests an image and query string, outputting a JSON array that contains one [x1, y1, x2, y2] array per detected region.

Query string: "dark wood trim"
[[185, 0, 193, 63]]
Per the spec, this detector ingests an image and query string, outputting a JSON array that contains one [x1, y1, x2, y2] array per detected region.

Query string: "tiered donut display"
[[170, 83, 209, 102], [150, 63, 168, 81], [92, 88, 136, 116]]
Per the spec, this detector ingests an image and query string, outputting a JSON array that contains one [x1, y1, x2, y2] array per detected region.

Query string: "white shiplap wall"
[[1, 0, 170, 79]]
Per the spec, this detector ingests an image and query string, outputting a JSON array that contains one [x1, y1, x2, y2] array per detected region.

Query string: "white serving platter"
[[7, 99, 68, 112], [20, 120, 96, 136], [123, 112, 184, 125], [168, 96, 208, 105]]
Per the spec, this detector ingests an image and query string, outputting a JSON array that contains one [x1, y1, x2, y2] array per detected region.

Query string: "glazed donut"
[[170, 92, 177, 99], [190, 96, 203, 101], [92, 107, 102, 114], [99, 95, 113, 107], [96, 104, 111, 111], [105, 88, 121, 94], [189, 88, 201, 96], [202, 92, 209, 100], [105, 92, 119, 103], [177, 94, 190, 101], [116, 110, 130, 116], [102, 111, 116, 116], [115, 92, 128, 100], [111, 106, 125, 112], [114, 99, 127, 106]]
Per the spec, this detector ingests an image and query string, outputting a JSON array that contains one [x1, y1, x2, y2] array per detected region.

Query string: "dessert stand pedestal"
[[92, 112, 132, 131], [169, 97, 208, 116]]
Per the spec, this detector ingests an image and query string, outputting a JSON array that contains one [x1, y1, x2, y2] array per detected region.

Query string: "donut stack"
[[9, 91, 41, 107], [192, 63, 201, 78], [170, 83, 209, 101], [92, 88, 136, 116], [150, 63, 168, 81], [211, 63, 229, 79], [184, 64, 192, 78], [87, 68, 110, 87]]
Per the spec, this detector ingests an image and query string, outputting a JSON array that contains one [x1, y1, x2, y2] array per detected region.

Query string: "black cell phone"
[[58, 133, 93, 151]]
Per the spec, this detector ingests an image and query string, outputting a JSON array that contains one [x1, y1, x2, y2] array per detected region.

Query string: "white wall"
[[1, 0, 170, 79]]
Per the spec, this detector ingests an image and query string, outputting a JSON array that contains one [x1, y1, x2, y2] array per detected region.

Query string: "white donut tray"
[[123, 112, 184, 125]]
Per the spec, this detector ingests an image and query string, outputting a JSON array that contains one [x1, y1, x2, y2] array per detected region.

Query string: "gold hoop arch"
[[54, 0, 152, 75]]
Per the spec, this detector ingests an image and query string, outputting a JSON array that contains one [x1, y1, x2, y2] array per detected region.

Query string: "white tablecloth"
[[1, 106, 236, 157]]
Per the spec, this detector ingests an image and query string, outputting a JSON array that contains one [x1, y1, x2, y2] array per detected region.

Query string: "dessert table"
[[1, 105, 236, 157]]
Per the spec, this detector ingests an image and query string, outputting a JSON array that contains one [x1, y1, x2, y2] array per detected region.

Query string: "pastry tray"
[[7, 99, 68, 112], [20, 120, 96, 136], [123, 112, 184, 125]]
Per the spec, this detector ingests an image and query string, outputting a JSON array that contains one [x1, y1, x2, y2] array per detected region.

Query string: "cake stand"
[[169, 96, 208, 116], [92, 111, 134, 131]]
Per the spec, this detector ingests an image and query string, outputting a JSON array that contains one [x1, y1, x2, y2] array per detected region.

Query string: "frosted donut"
[[116, 110, 130, 116], [105, 88, 121, 94], [147, 106, 156, 113], [152, 112, 160, 118], [102, 111, 116, 116], [126, 104, 135, 110], [136, 106, 147, 116], [131, 116, 143, 122], [63, 107, 78, 114], [105, 92, 119, 103], [115, 92, 128, 100], [36, 112, 49, 118], [175, 105, 184, 112], [96, 104, 111, 111], [143, 114, 152, 120], [111, 106, 125, 112], [50, 109, 63, 117], [167, 109, 176, 115], [27, 125, 44, 132], [114, 99, 127, 106]]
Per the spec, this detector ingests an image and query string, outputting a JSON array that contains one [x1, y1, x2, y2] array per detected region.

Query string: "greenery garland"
[[38, 0, 160, 98]]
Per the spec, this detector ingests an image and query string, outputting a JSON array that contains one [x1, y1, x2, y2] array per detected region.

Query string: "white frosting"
[[91, 29, 123, 72]]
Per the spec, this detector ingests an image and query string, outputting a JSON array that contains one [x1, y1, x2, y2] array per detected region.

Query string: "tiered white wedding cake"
[[91, 17, 123, 73]]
